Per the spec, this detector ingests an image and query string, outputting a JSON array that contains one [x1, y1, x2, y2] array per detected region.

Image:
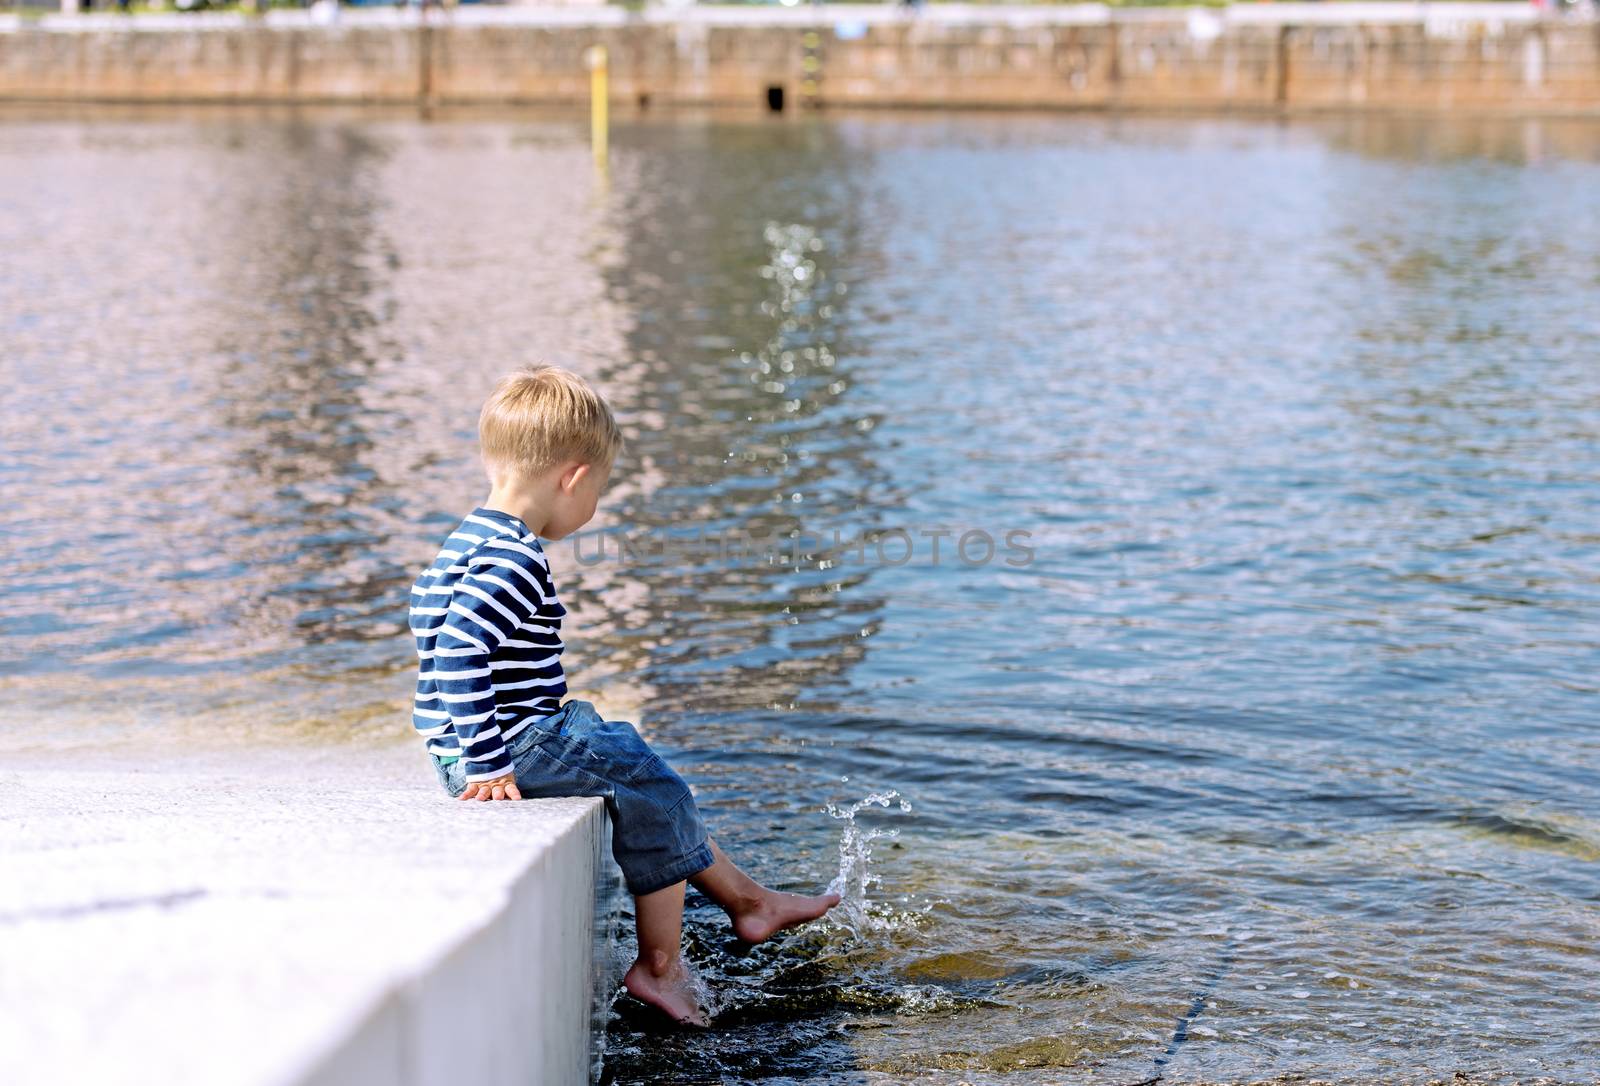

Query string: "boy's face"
[[543, 457, 612, 541]]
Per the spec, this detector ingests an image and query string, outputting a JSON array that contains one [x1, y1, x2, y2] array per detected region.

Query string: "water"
[[2, 104, 1598, 1084], [823, 791, 914, 938]]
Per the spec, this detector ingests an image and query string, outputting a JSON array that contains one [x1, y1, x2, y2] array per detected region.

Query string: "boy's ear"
[[559, 460, 590, 494]]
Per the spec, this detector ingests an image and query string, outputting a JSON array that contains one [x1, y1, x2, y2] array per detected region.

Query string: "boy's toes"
[[733, 890, 842, 944]]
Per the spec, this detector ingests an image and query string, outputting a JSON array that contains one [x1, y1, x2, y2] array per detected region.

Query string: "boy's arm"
[[432, 546, 552, 784]]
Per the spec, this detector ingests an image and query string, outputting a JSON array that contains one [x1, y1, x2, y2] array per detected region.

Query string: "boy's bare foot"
[[622, 950, 709, 1027], [730, 889, 842, 944]]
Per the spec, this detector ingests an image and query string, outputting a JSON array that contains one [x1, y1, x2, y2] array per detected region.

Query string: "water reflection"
[[1321, 113, 1600, 167], [207, 120, 400, 655], [574, 117, 896, 721]]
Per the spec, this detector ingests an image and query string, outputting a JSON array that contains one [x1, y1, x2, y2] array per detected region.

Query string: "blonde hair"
[[479, 365, 624, 479]]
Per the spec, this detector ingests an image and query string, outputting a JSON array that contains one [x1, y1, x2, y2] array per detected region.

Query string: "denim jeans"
[[431, 698, 714, 896]]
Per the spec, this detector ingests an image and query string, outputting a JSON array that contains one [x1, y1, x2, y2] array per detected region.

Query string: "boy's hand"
[[459, 772, 522, 802]]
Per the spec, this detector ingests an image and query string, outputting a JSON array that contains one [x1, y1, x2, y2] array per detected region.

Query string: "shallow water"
[[2, 105, 1598, 1084]]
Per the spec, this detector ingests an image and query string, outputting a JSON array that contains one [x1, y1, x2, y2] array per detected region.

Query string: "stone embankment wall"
[[1, 4, 1597, 113]]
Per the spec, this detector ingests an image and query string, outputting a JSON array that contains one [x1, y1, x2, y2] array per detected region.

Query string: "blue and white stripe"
[[409, 507, 568, 782]]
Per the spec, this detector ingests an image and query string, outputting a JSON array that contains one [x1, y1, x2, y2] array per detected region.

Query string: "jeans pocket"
[[505, 724, 544, 760], [620, 748, 670, 786]]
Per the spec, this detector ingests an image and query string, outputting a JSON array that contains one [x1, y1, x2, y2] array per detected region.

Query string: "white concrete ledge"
[[0, 746, 616, 1086]]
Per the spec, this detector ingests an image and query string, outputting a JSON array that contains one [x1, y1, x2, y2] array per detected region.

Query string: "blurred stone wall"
[[1, 6, 1595, 113]]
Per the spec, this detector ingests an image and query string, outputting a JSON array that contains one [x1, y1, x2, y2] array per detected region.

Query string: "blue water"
[[1, 105, 1597, 1084]]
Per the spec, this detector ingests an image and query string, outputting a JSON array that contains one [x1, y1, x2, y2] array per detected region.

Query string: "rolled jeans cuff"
[[627, 839, 715, 896]]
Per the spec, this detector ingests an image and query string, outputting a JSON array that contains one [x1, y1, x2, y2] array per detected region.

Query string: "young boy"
[[409, 364, 838, 1026]]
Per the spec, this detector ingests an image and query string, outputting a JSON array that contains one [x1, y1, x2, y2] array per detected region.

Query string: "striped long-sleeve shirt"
[[408, 506, 568, 783]]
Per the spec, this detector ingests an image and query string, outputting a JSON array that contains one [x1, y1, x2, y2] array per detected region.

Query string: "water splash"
[[824, 790, 914, 937], [680, 952, 726, 1021]]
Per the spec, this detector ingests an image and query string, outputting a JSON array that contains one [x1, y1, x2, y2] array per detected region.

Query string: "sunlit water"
[[2, 104, 1598, 1085]]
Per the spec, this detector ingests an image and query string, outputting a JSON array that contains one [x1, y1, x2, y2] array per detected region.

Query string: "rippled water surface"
[[3, 105, 1598, 1084]]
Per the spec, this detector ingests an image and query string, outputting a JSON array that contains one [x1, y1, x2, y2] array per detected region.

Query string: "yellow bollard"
[[585, 44, 609, 173]]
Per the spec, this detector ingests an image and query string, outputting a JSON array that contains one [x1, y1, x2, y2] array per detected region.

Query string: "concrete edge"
[[283, 797, 614, 1086]]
